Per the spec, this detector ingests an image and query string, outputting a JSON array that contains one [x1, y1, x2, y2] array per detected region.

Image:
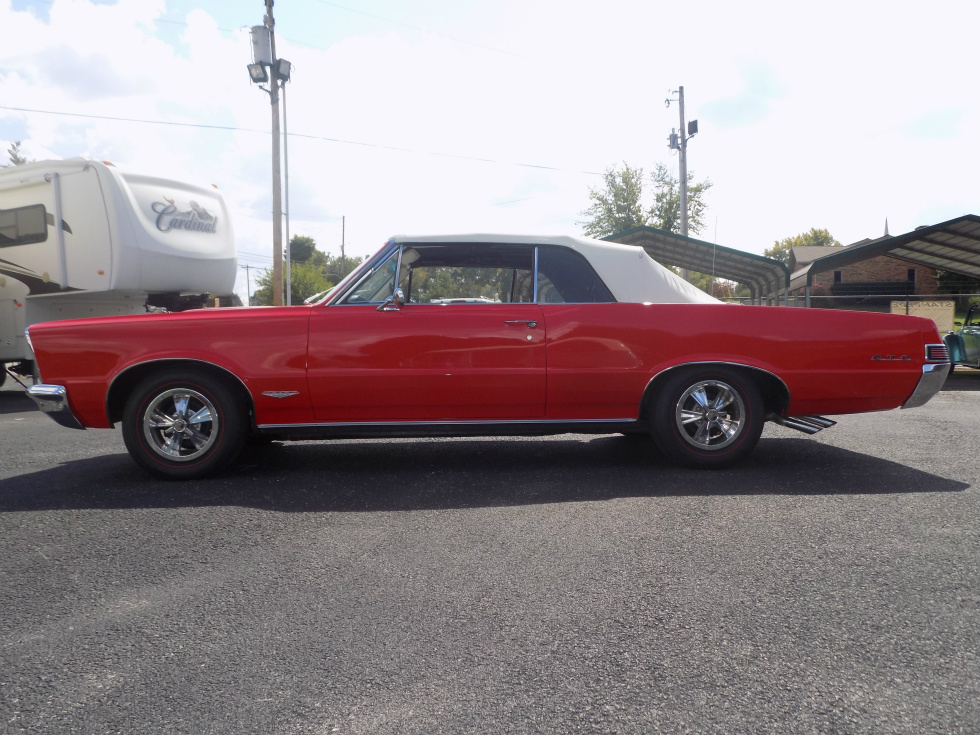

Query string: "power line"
[[0, 104, 601, 176]]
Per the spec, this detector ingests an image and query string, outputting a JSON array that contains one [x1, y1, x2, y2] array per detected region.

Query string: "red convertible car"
[[26, 234, 950, 479]]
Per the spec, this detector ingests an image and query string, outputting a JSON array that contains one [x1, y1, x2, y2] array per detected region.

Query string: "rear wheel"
[[651, 367, 764, 468], [122, 371, 247, 479]]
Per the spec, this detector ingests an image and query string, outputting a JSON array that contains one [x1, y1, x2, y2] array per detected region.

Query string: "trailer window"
[[0, 204, 48, 247]]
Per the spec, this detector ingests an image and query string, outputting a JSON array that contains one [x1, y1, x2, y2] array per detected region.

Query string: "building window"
[[907, 268, 916, 283], [833, 270, 842, 283]]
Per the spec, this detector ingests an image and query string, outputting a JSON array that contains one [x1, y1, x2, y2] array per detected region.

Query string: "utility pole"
[[283, 76, 291, 306], [666, 86, 698, 281], [341, 216, 346, 272], [240, 263, 254, 305], [247, 2, 291, 306], [263, 0, 283, 307], [677, 86, 689, 239]]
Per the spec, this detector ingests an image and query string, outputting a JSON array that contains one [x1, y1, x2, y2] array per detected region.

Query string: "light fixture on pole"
[[247, 63, 268, 84]]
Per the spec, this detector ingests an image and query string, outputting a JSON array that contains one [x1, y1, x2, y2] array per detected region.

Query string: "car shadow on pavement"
[[944, 369, 980, 391], [0, 389, 33, 415], [0, 434, 968, 514]]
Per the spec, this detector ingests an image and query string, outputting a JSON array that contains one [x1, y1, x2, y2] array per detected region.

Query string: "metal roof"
[[604, 225, 791, 302], [797, 214, 980, 284]]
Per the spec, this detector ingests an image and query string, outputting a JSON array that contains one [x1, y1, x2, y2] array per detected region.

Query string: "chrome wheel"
[[673, 379, 746, 451], [141, 387, 219, 462]]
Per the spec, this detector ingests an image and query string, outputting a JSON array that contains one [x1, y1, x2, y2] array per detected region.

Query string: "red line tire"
[[651, 367, 765, 469], [121, 370, 247, 480]]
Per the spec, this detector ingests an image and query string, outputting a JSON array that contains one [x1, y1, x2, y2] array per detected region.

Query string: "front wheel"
[[122, 371, 247, 479], [651, 367, 765, 468]]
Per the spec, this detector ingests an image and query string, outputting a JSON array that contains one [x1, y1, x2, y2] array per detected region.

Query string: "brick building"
[[788, 237, 940, 301]]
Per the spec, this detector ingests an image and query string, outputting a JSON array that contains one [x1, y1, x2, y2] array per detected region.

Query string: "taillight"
[[925, 344, 949, 362]]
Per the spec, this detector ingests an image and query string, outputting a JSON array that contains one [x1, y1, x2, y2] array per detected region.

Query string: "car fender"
[[943, 332, 966, 364], [639, 360, 791, 423]]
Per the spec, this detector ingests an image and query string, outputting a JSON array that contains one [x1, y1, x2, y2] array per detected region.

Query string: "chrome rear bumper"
[[902, 363, 950, 409], [27, 384, 85, 430]]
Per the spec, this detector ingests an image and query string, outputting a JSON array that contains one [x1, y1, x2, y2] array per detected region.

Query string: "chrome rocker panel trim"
[[255, 418, 637, 440], [902, 362, 950, 409], [27, 384, 85, 430]]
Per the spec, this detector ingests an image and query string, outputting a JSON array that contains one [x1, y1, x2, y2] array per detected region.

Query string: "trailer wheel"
[[121, 370, 246, 479]]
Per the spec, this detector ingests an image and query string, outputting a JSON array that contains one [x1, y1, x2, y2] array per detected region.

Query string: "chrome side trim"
[[902, 362, 950, 409], [533, 246, 539, 303], [26, 384, 85, 430], [256, 418, 635, 430]]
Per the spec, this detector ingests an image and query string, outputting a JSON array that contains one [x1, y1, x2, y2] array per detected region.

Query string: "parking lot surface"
[[2, 373, 979, 734]]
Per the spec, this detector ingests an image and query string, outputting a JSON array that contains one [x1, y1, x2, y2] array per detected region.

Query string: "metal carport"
[[604, 226, 791, 304], [795, 214, 980, 306]]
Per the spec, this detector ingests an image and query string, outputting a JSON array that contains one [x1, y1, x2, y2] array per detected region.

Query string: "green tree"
[[2, 141, 30, 167], [289, 235, 326, 267], [648, 163, 712, 235], [252, 234, 365, 305], [323, 252, 362, 284], [255, 234, 331, 305], [254, 260, 333, 305], [579, 162, 712, 239], [765, 228, 842, 263], [578, 163, 648, 238]]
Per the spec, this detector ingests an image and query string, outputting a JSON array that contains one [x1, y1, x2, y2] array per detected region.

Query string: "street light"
[[273, 58, 291, 81], [246, 63, 268, 84]]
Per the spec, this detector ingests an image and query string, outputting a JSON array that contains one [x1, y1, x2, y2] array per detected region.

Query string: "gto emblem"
[[262, 391, 300, 398], [871, 355, 911, 361]]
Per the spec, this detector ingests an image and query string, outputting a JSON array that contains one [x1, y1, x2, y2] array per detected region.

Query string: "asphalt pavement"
[[1, 372, 979, 734]]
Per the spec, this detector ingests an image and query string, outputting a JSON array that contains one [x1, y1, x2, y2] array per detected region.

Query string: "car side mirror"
[[377, 288, 405, 312]]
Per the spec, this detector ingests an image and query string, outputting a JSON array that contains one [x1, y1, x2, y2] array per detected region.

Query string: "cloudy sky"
[[2, 0, 978, 302]]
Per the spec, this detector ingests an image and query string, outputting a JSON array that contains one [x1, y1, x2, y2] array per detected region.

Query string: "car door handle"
[[504, 320, 538, 328]]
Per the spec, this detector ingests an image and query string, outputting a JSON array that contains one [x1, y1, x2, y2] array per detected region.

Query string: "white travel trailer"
[[0, 158, 237, 384]]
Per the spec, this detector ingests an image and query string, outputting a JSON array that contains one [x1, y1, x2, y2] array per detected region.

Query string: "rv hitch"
[[145, 292, 211, 312]]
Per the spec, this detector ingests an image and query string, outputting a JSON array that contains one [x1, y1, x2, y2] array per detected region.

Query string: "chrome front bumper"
[[27, 384, 85, 430], [901, 363, 950, 409]]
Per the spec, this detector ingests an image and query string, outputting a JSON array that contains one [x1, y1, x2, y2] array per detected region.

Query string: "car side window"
[[399, 244, 535, 304], [536, 246, 615, 304]]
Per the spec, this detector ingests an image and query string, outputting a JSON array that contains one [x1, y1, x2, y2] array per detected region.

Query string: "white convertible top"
[[391, 233, 720, 304]]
